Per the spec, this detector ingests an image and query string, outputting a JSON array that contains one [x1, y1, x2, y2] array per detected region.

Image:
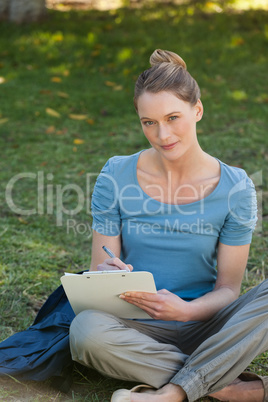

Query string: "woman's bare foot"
[[210, 377, 264, 402], [130, 383, 186, 402]]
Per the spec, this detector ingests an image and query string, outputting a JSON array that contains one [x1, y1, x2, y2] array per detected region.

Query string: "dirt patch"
[[0, 376, 63, 401]]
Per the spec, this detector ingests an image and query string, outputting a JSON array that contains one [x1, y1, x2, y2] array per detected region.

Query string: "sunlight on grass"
[[117, 47, 133, 62], [193, 0, 268, 12], [87, 31, 97, 44], [232, 0, 268, 10], [47, 0, 268, 12]]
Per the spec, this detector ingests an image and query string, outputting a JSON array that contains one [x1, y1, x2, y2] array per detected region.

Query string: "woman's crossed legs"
[[70, 280, 268, 401]]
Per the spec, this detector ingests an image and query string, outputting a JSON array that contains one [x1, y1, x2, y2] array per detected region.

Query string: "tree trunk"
[[0, 0, 9, 20], [0, 0, 47, 23]]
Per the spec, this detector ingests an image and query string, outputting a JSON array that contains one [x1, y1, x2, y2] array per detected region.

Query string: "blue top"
[[91, 151, 257, 302]]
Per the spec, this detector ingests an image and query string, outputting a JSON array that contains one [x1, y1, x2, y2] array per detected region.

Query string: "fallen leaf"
[[0, 118, 9, 124], [69, 114, 88, 120], [73, 139, 85, 145], [18, 217, 28, 224], [105, 81, 116, 87], [46, 126, 56, 134], [40, 89, 52, 95], [91, 50, 100, 57], [87, 119, 95, 125], [73, 146, 77, 152], [46, 108, 61, 118], [57, 91, 69, 98], [113, 85, 123, 91], [104, 24, 113, 31], [51, 77, 62, 83], [230, 36, 245, 47], [63, 70, 70, 76], [254, 93, 268, 104], [0, 77, 6, 84], [123, 68, 131, 76]]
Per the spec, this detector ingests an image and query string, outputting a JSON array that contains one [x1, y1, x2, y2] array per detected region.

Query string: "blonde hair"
[[134, 49, 201, 109]]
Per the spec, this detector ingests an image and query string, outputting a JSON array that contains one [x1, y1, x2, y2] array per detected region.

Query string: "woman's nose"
[[158, 123, 171, 140]]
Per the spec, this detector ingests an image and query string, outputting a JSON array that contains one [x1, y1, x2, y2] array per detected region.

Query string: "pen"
[[102, 245, 130, 272], [102, 245, 116, 258]]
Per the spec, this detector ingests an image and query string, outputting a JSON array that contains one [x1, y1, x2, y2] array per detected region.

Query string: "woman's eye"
[[169, 116, 178, 121], [144, 121, 154, 126]]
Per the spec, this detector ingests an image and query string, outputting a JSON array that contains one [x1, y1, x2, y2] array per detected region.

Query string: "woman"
[[69, 49, 268, 401]]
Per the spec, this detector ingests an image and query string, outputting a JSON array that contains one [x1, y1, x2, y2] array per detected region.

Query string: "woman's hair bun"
[[134, 48, 200, 108], [149, 49, 187, 70]]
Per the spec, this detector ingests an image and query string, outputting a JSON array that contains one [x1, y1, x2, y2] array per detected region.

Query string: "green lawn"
[[0, 1, 267, 400]]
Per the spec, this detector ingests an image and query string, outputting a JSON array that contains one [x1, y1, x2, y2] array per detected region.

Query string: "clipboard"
[[60, 271, 157, 319]]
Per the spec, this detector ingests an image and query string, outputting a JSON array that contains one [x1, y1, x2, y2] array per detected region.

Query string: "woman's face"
[[137, 91, 203, 161]]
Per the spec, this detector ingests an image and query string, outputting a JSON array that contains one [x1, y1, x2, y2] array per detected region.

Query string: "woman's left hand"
[[119, 289, 189, 321]]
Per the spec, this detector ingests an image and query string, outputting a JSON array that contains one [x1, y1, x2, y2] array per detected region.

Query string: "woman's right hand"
[[97, 257, 133, 272]]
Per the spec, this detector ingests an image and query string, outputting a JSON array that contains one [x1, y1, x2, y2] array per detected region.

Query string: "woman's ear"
[[195, 99, 203, 122]]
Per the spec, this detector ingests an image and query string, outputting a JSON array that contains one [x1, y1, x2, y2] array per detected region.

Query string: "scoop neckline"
[[132, 149, 223, 207]]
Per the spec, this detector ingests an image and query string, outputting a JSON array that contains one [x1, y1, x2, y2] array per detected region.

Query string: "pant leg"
[[69, 309, 188, 388], [170, 279, 268, 402]]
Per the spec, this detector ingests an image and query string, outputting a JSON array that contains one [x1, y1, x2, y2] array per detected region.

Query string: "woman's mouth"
[[161, 142, 178, 151]]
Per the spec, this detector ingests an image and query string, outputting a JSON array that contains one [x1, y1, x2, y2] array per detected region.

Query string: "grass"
[[0, 0, 268, 400]]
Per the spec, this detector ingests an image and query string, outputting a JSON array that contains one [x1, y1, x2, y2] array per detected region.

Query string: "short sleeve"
[[219, 174, 258, 245], [91, 158, 121, 236]]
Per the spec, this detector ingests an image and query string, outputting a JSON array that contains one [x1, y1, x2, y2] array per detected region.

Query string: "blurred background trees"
[[0, 0, 46, 23]]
